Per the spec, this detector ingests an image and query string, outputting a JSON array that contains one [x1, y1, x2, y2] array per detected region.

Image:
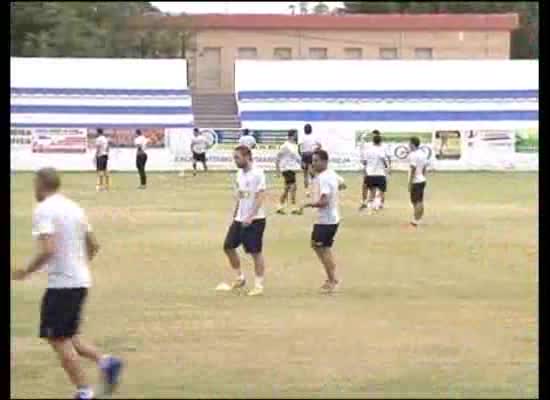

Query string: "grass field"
[[11, 171, 538, 399]]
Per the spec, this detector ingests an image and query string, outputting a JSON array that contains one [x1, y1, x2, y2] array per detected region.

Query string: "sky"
[[151, 2, 344, 15]]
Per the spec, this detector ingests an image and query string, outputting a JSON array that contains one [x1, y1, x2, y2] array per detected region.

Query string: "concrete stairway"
[[191, 93, 241, 129]]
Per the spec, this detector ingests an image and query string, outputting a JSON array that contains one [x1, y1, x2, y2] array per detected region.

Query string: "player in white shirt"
[[360, 131, 390, 213], [275, 130, 302, 215], [221, 145, 268, 296], [95, 128, 110, 191], [134, 129, 148, 189], [12, 168, 123, 400], [299, 124, 322, 196], [301, 150, 346, 293], [238, 128, 257, 149], [408, 137, 430, 227], [190, 128, 209, 176]]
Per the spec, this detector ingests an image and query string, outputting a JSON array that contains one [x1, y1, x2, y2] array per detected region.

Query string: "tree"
[[298, 2, 309, 15], [289, 4, 296, 15], [313, 2, 330, 15]]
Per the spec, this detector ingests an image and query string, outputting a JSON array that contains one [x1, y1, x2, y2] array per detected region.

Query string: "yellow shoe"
[[247, 286, 264, 296]]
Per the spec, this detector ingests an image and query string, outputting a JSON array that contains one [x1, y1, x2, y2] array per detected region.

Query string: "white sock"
[[236, 271, 244, 281], [77, 387, 94, 399], [255, 276, 264, 288], [374, 197, 382, 210]]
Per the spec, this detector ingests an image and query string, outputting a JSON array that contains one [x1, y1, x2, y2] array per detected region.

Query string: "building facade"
[[132, 13, 519, 94]]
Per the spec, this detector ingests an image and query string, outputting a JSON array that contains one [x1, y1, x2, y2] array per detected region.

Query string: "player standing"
[[275, 129, 302, 215], [190, 128, 209, 176], [222, 145, 267, 296], [408, 137, 430, 227], [134, 129, 148, 189], [299, 123, 321, 196], [301, 150, 346, 293], [238, 128, 257, 149], [95, 128, 110, 191], [360, 131, 389, 213], [12, 168, 123, 399]]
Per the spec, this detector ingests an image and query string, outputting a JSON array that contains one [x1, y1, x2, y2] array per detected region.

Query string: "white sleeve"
[[32, 208, 55, 237], [319, 175, 331, 196], [409, 153, 418, 168], [255, 171, 267, 192]]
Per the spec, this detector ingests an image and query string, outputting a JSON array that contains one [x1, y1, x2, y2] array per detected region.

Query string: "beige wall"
[[186, 28, 512, 93]]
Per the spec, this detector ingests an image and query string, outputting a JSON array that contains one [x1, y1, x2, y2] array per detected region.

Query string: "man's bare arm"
[[85, 231, 100, 261], [13, 234, 55, 280]]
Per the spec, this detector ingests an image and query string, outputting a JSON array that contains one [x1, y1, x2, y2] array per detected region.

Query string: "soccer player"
[[238, 128, 257, 149], [275, 129, 302, 215], [299, 123, 321, 196], [408, 137, 430, 227], [222, 145, 267, 296], [95, 128, 110, 191], [301, 150, 346, 293], [134, 129, 148, 189], [360, 131, 389, 213], [190, 128, 209, 176], [12, 168, 123, 400]]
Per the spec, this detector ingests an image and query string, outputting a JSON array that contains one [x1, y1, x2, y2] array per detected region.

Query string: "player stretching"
[[238, 128, 257, 149], [299, 123, 321, 197], [360, 131, 389, 213], [408, 137, 430, 227], [276, 129, 302, 215], [190, 128, 209, 176], [222, 145, 267, 296], [95, 128, 110, 191], [301, 150, 346, 293], [12, 168, 123, 399]]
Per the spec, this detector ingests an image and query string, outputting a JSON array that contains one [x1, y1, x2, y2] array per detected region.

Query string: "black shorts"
[[96, 155, 108, 171], [193, 152, 206, 162], [364, 175, 387, 192], [282, 170, 296, 185], [224, 219, 266, 254], [39, 288, 88, 339], [301, 152, 313, 168], [410, 182, 427, 204], [311, 224, 339, 248]]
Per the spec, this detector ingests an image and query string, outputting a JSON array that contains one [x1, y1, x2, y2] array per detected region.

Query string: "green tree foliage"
[[343, 1, 538, 59], [313, 2, 330, 15]]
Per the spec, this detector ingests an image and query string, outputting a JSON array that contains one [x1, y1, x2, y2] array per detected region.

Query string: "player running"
[[408, 137, 430, 227], [360, 131, 390, 213], [222, 145, 268, 296], [190, 128, 209, 176], [301, 150, 346, 294], [12, 168, 123, 399], [299, 123, 321, 196], [238, 128, 257, 149], [275, 129, 302, 215], [95, 128, 110, 191]]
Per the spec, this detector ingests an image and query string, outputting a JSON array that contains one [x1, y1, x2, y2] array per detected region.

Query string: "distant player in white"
[[190, 128, 209, 176], [95, 128, 110, 191], [408, 137, 430, 227], [275, 129, 302, 215], [12, 168, 123, 399], [238, 128, 257, 149], [134, 129, 148, 189], [222, 145, 267, 296], [301, 150, 346, 293], [299, 123, 322, 196], [360, 131, 390, 213]]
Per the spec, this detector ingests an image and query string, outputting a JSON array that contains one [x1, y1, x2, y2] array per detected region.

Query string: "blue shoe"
[[101, 356, 123, 395]]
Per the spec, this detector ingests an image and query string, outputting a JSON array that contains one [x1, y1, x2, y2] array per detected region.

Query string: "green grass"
[[11, 171, 538, 398]]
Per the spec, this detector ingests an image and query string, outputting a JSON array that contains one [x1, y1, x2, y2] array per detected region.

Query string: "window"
[[274, 47, 292, 60], [344, 47, 363, 59], [415, 47, 433, 59], [237, 47, 258, 59], [309, 47, 328, 59], [379, 47, 398, 59]]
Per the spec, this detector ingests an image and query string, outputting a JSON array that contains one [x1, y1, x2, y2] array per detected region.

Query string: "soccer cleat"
[[247, 286, 264, 296], [291, 208, 303, 215], [100, 356, 123, 396], [358, 204, 367, 211], [231, 277, 247, 290], [276, 207, 286, 215]]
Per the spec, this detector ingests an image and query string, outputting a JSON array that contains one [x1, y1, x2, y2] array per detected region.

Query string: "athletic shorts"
[[364, 175, 387, 192], [96, 155, 108, 172], [410, 182, 427, 204], [282, 170, 296, 185], [193, 152, 206, 162], [301, 152, 313, 168], [39, 288, 88, 339], [311, 224, 339, 248], [224, 219, 266, 254]]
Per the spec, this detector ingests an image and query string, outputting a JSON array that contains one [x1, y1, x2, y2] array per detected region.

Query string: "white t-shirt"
[[96, 135, 109, 157], [32, 193, 92, 289], [312, 169, 344, 225], [300, 134, 321, 153], [277, 141, 301, 171], [409, 149, 430, 183], [135, 136, 148, 153], [191, 135, 209, 154], [234, 166, 267, 222], [239, 135, 257, 149], [363, 144, 389, 176]]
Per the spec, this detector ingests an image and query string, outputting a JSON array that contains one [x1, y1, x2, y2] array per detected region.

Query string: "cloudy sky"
[[151, 2, 344, 15]]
